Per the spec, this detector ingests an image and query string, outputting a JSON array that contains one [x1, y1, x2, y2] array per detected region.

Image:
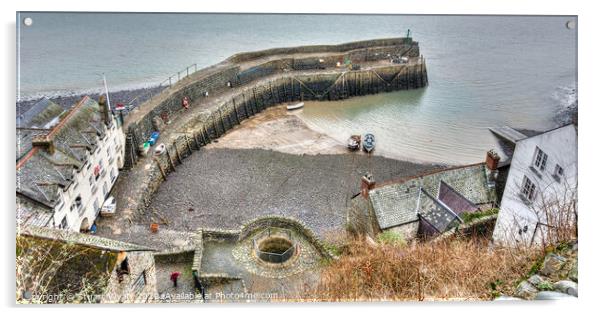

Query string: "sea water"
[[16, 13, 577, 164]]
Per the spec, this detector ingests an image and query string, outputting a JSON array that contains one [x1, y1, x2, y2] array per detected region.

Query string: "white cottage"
[[16, 96, 125, 232], [492, 124, 577, 247]]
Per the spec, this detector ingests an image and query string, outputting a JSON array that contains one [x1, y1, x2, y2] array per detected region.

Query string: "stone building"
[[348, 163, 497, 240], [492, 124, 577, 247], [16, 96, 125, 232], [17, 226, 157, 303]]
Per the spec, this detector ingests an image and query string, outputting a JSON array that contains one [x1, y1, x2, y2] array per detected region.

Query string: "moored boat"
[[154, 143, 166, 155], [286, 102, 304, 111], [363, 133, 375, 153], [347, 135, 361, 151]]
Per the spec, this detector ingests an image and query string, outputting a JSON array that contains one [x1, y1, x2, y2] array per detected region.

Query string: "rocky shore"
[[17, 85, 165, 115]]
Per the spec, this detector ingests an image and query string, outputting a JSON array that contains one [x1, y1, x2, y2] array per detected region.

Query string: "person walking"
[[170, 272, 181, 288]]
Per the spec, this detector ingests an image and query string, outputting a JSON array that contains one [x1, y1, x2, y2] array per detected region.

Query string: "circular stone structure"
[[256, 235, 296, 264]]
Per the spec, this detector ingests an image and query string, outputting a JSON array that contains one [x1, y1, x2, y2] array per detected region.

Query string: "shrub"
[[461, 208, 499, 223], [376, 231, 407, 248], [312, 236, 539, 301]]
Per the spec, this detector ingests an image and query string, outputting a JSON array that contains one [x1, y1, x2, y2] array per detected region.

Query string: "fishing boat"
[[363, 133, 376, 153], [286, 102, 304, 111], [347, 135, 361, 151], [154, 143, 166, 155]]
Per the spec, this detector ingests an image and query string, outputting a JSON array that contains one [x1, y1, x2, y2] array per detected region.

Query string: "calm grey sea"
[[17, 13, 577, 164]]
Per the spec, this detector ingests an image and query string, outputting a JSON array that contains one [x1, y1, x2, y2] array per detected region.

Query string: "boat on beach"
[[363, 133, 375, 153], [347, 135, 361, 151], [287, 102, 304, 111]]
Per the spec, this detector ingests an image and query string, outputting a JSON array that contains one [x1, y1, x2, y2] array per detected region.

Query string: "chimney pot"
[[361, 173, 376, 198], [486, 149, 500, 170], [32, 134, 55, 155], [98, 95, 112, 127]]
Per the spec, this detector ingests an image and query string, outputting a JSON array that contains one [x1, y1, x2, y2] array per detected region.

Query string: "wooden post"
[[212, 115, 219, 137], [165, 147, 176, 172], [242, 94, 250, 118], [174, 141, 182, 164], [220, 108, 228, 131], [184, 134, 193, 155], [269, 82, 276, 106], [153, 157, 167, 181], [202, 126, 210, 144], [251, 89, 259, 114], [193, 131, 201, 149], [232, 100, 241, 125]]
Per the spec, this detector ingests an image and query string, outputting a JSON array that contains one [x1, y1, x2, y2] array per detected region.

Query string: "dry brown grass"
[[312, 236, 540, 301]]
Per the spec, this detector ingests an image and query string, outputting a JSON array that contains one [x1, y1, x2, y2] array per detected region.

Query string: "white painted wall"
[[492, 125, 577, 247], [51, 115, 125, 232]]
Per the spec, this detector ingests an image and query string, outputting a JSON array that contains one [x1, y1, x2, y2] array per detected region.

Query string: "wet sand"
[[206, 104, 367, 157]]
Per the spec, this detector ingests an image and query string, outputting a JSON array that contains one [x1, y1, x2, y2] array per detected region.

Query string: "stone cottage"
[[348, 163, 497, 240], [17, 226, 157, 303]]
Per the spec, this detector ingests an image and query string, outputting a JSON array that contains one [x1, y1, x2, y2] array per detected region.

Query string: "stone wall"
[[122, 37, 427, 169], [226, 37, 418, 63], [239, 216, 335, 259], [431, 214, 498, 243], [102, 250, 157, 303]]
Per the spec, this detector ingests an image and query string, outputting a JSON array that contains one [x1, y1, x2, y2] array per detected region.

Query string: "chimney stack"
[[486, 149, 500, 171], [32, 134, 55, 155], [98, 95, 112, 127], [361, 173, 376, 198]]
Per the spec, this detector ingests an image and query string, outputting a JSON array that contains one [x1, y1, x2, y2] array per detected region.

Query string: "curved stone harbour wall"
[[122, 37, 426, 169]]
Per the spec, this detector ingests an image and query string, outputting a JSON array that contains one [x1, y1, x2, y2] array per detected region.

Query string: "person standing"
[[170, 272, 181, 288]]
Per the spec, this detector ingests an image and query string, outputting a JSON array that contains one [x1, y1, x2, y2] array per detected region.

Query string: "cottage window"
[[554, 164, 565, 180], [533, 147, 548, 172], [521, 176, 537, 202], [59, 216, 68, 229], [110, 168, 117, 183], [71, 195, 83, 212], [55, 200, 64, 212]]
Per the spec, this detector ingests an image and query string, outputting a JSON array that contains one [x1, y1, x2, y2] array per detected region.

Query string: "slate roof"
[[369, 163, 495, 230], [16, 98, 65, 161], [16, 195, 54, 228], [417, 188, 461, 235], [437, 180, 479, 216], [369, 185, 420, 229], [17, 97, 64, 128], [16, 96, 108, 210]]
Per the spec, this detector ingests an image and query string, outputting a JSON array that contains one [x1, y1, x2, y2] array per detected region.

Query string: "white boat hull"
[[287, 102, 304, 110]]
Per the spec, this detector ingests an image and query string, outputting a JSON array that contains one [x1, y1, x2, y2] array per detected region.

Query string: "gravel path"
[[141, 148, 442, 239]]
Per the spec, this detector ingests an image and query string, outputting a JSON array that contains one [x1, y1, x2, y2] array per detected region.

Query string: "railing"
[[124, 63, 198, 111], [252, 228, 297, 264]]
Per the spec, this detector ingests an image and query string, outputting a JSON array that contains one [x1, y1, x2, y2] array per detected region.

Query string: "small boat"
[[154, 143, 166, 155], [363, 133, 376, 153], [347, 135, 361, 151], [287, 102, 304, 111]]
